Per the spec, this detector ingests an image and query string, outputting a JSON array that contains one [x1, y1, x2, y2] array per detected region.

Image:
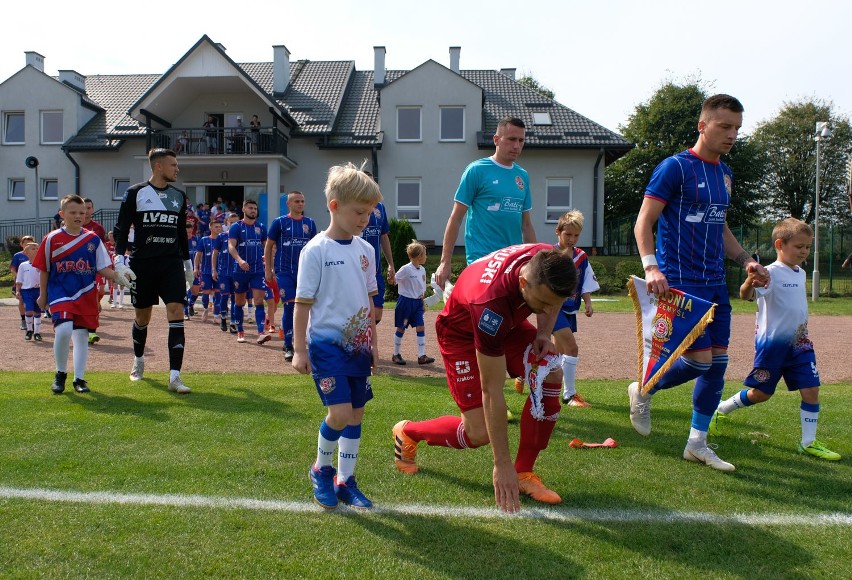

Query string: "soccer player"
[[709, 218, 840, 461], [112, 148, 194, 394], [359, 175, 395, 332], [265, 190, 317, 361], [213, 212, 240, 333], [393, 244, 577, 512], [631, 94, 769, 471], [390, 240, 435, 365], [185, 220, 202, 319], [293, 162, 381, 510], [228, 199, 269, 344], [14, 242, 43, 341], [195, 221, 223, 323], [10, 234, 35, 331], [34, 194, 130, 393]]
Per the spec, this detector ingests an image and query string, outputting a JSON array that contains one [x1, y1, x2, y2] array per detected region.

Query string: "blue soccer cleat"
[[309, 464, 338, 509], [335, 476, 373, 510]]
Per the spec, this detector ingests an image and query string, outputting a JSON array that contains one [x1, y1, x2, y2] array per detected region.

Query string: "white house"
[[0, 36, 632, 251]]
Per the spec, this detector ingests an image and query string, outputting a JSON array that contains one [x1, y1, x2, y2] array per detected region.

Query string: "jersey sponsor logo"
[[684, 203, 727, 224], [142, 211, 179, 225], [477, 308, 503, 336], [324, 260, 345, 267], [454, 360, 471, 374], [319, 377, 336, 394], [501, 198, 523, 213], [514, 176, 525, 191], [362, 225, 381, 238]]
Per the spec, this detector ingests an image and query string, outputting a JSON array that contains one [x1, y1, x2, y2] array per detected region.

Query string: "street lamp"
[[25, 156, 40, 233], [812, 121, 832, 301]]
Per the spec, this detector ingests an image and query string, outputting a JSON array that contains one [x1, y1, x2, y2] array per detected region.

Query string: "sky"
[[2, 0, 850, 135]]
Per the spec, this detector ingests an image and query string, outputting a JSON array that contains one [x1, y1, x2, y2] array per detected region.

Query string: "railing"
[[1, 209, 120, 251], [151, 127, 288, 157]]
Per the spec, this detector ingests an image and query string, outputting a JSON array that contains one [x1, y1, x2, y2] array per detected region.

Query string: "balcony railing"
[[150, 127, 288, 157]]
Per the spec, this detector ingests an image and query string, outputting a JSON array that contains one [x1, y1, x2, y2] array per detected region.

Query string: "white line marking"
[[2, 486, 850, 525]]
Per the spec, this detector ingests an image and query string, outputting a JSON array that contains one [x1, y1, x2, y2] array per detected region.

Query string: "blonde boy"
[[293, 161, 382, 509], [709, 218, 840, 461], [391, 240, 435, 365]]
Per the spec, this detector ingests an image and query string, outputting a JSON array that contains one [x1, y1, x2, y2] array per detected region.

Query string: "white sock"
[[561, 355, 578, 398], [71, 328, 89, 381], [393, 332, 403, 356], [801, 409, 819, 447], [316, 424, 340, 468], [33, 316, 41, 333], [688, 427, 707, 447], [169, 370, 180, 383], [416, 332, 426, 357], [337, 436, 361, 483], [25, 315, 34, 331], [54, 322, 73, 373]]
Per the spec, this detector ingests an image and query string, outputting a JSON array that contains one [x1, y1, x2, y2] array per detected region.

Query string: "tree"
[[517, 74, 555, 100], [605, 81, 767, 227], [751, 99, 852, 224]]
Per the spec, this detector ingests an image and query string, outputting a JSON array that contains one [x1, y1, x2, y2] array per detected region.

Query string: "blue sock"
[[739, 389, 754, 407], [651, 356, 710, 393], [255, 305, 265, 333], [219, 294, 230, 318], [693, 354, 728, 415], [235, 305, 244, 332], [202, 294, 210, 309]]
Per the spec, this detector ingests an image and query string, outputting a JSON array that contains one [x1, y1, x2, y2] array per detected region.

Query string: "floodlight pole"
[[812, 122, 831, 301]]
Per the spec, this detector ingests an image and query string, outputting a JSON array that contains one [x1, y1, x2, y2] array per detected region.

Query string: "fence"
[[604, 215, 852, 296], [1, 209, 120, 252]]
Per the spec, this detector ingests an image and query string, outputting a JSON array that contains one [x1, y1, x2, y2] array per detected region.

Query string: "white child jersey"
[[15, 261, 40, 289], [752, 260, 814, 368], [296, 232, 377, 376], [394, 262, 427, 299]]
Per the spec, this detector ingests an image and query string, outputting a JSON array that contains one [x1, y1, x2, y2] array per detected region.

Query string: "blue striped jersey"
[[359, 202, 389, 268], [214, 235, 234, 276], [199, 235, 218, 276], [228, 220, 267, 274], [268, 214, 317, 274]]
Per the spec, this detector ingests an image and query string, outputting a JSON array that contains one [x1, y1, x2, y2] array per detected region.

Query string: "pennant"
[[521, 344, 564, 421], [627, 276, 716, 395]]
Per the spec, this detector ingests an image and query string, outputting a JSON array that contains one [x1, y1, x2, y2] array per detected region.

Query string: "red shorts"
[[438, 320, 537, 412], [52, 310, 99, 331]]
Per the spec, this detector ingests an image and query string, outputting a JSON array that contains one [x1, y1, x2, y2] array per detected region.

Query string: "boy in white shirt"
[[293, 161, 381, 510], [15, 243, 43, 341], [391, 240, 435, 365], [709, 218, 840, 461]]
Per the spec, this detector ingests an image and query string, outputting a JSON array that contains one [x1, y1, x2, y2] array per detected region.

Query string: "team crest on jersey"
[[651, 314, 673, 342], [751, 368, 771, 383], [302, 223, 311, 235], [371, 207, 382, 220], [455, 360, 471, 374], [254, 226, 261, 235], [724, 174, 733, 196], [477, 308, 503, 336], [86, 242, 96, 253], [515, 176, 525, 191], [360, 254, 369, 272], [319, 377, 336, 394]]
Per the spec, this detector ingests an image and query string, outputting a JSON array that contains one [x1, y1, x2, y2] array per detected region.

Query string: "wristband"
[[641, 255, 658, 268]]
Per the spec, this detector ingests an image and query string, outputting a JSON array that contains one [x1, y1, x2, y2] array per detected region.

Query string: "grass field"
[[1, 372, 849, 578]]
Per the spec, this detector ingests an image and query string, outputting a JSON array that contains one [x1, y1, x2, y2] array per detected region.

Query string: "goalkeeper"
[[112, 148, 194, 394]]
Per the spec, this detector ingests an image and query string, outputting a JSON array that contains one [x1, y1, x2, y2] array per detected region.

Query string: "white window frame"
[[40, 110, 64, 145], [113, 178, 130, 201], [396, 178, 422, 222], [3, 112, 25, 144], [545, 178, 573, 223], [42, 178, 58, 201], [439, 106, 465, 141], [532, 111, 552, 126], [396, 107, 422, 142], [9, 178, 26, 201]]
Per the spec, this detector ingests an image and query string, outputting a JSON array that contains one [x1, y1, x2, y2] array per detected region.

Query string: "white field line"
[[1, 486, 851, 526]]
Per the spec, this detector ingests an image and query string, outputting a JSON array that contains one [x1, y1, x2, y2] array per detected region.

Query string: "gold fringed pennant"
[[627, 276, 716, 395]]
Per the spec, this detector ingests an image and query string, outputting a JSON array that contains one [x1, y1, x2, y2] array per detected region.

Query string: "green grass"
[[1, 372, 849, 578]]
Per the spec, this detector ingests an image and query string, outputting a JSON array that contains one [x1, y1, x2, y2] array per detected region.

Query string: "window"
[[397, 107, 421, 141], [42, 179, 58, 200], [9, 179, 25, 200], [440, 107, 464, 141], [3, 112, 24, 144], [396, 179, 421, 221], [41, 111, 63, 144], [113, 179, 130, 201], [532, 112, 552, 126], [546, 178, 573, 222]]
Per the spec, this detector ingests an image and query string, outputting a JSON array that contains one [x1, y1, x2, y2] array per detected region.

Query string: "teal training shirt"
[[454, 157, 532, 264]]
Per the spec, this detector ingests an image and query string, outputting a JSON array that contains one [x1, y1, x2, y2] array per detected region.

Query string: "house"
[[0, 36, 632, 251]]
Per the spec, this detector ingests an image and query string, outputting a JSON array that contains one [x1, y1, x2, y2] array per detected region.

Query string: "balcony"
[[150, 127, 288, 157]]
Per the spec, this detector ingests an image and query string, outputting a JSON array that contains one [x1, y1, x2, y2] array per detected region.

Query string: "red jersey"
[[436, 243, 553, 357], [83, 219, 107, 242]]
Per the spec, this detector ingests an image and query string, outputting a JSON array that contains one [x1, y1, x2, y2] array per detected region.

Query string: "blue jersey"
[[645, 149, 733, 286], [558, 246, 600, 313], [11, 250, 28, 271], [455, 157, 532, 264], [199, 235, 218, 276], [360, 202, 389, 268], [268, 214, 317, 274], [228, 220, 267, 274], [187, 235, 201, 263], [214, 235, 234, 276]]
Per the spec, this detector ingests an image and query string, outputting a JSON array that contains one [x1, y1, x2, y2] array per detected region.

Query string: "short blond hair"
[[324, 161, 382, 205], [406, 240, 427, 260], [23, 242, 39, 252], [557, 210, 584, 232], [772, 218, 813, 244], [60, 194, 85, 211]]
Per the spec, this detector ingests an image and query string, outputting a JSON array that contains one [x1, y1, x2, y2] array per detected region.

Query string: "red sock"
[[405, 416, 475, 449], [515, 383, 561, 473]]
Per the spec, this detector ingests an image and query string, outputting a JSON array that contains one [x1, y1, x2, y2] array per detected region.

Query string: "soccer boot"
[[88, 332, 100, 344], [168, 376, 191, 394], [283, 347, 295, 362], [683, 443, 735, 472], [514, 377, 525, 394], [563, 393, 591, 407], [229, 322, 238, 334], [237, 331, 247, 343], [391, 354, 406, 365], [33, 333, 43, 342], [51, 371, 67, 394], [517, 472, 562, 505], [334, 476, 373, 510], [20, 318, 26, 330], [418, 355, 435, 365], [798, 440, 841, 461], [256, 332, 271, 345], [201, 308, 209, 323], [220, 317, 228, 332], [24, 330, 33, 341], [130, 358, 144, 382], [708, 410, 729, 437], [392, 420, 419, 474], [189, 305, 196, 317], [309, 464, 338, 509], [628, 381, 652, 436], [73, 379, 90, 393]]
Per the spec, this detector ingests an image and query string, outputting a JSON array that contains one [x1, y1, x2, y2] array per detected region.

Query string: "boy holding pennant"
[[631, 94, 769, 472]]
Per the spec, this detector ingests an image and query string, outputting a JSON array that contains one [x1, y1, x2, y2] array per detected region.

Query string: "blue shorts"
[[745, 357, 821, 394], [201, 272, 215, 292], [313, 374, 374, 408], [394, 295, 424, 328], [276, 271, 297, 304], [232, 271, 265, 293], [21, 288, 42, 314], [217, 274, 233, 295], [552, 310, 578, 333], [672, 283, 731, 351], [372, 274, 385, 308], [263, 279, 274, 301], [191, 275, 200, 287]]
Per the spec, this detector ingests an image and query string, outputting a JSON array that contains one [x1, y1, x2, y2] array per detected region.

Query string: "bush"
[[5, 235, 23, 254], [385, 218, 418, 300], [589, 260, 616, 294], [615, 259, 645, 286]]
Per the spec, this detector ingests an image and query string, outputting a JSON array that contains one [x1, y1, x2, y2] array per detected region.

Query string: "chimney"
[[59, 70, 87, 93], [449, 46, 461, 73], [374, 46, 386, 86], [500, 68, 516, 80], [25, 51, 45, 72], [273, 44, 291, 94]]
